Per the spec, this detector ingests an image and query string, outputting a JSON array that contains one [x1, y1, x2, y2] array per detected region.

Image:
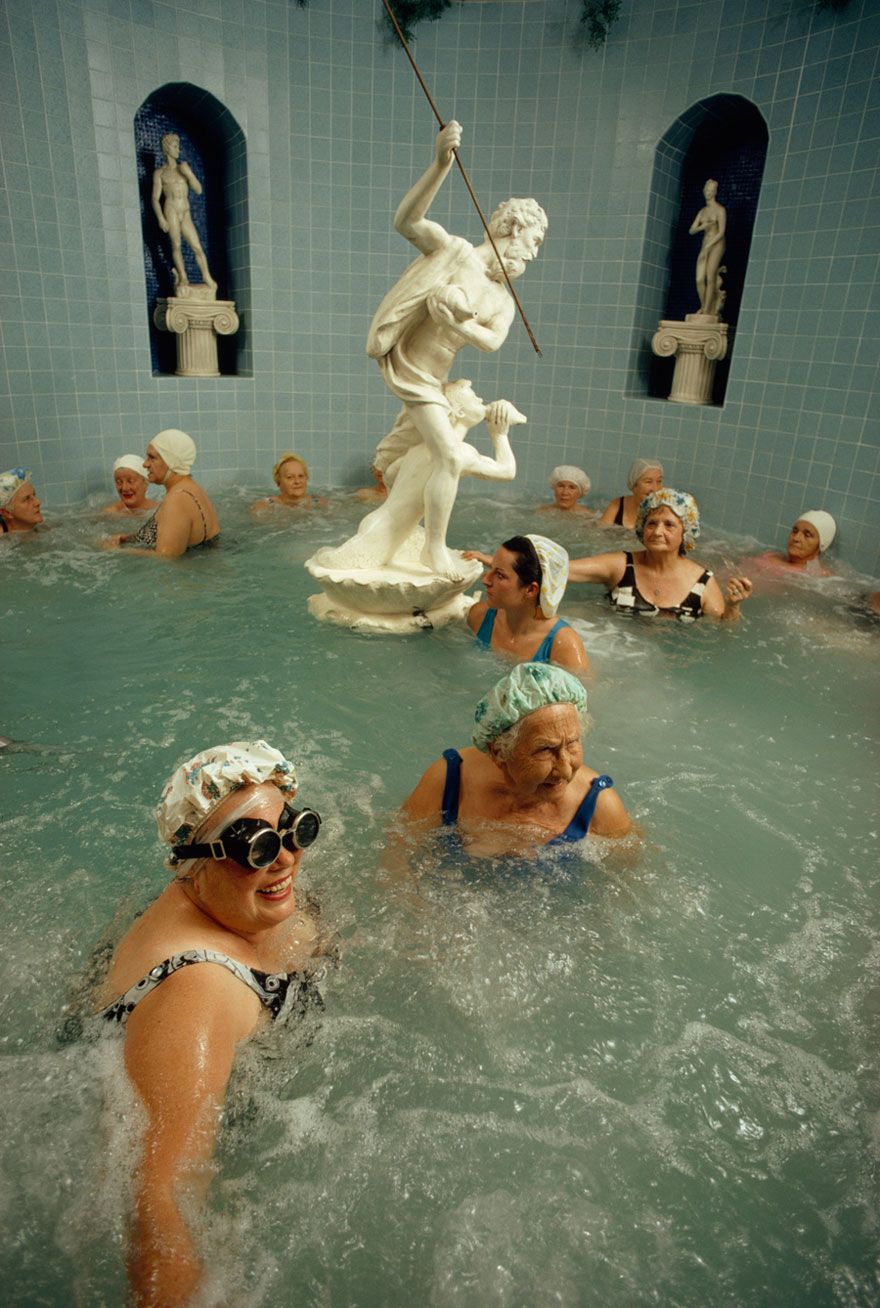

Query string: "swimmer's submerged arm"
[[123, 966, 257, 1307]]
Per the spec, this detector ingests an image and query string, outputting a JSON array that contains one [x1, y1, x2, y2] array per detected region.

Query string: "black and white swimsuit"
[[98, 948, 322, 1025], [608, 552, 712, 623]]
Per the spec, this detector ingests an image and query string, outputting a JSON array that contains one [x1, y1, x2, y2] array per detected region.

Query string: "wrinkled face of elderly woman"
[[143, 445, 169, 485], [553, 479, 583, 511], [183, 782, 304, 935], [632, 467, 663, 501], [2, 481, 43, 530], [277, 459, 308, 501], [787, 519, 821, 564], [489, 703, 583, 799], [114, 469, 150, 509], [642, 506, 685, 556]]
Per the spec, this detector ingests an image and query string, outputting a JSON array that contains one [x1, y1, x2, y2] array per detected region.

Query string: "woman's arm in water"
[[123, 967, 258, 1307], [700, 574, 752, 621], [568, 550, 626, 586]]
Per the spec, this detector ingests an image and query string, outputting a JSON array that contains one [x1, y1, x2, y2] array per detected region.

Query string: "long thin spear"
[[380, 0, 541, 356]]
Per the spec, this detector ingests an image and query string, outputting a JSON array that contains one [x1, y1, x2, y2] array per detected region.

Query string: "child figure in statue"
[[152, 132, 216, 292], [366, 120, 546, 579], [688, 179, 726, 319], [315, 380, 525, 572]]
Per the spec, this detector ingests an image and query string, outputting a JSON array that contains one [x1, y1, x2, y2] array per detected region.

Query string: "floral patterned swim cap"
[[635, 488, 701, 552], [473, 662, 587, 752], [157, 740, 298, 869]]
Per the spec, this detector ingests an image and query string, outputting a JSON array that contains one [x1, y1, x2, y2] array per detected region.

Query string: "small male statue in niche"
[[366, 120, 546, 579], [688, 178, 726, 319], [152, 132, 216, 293]]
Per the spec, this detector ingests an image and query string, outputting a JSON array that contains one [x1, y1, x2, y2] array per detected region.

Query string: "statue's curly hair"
[[488, 198, 548, 240]]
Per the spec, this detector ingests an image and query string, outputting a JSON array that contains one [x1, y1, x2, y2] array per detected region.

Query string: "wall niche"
[[631, 94, 768, 406], [135, 84, 250, 377]]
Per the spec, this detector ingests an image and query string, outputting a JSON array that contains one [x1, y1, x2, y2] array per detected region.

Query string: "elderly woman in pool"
[[103, 429, 219, 556], [0, 467, 44, 534], [541, 465, 594, 516], [463, 534, 590, 674], [102, 455, 160, 516], [569, 488, 752, 621], [92, 741, 325, 1307], [753, 509, 837, 577], [599, 458, 664, 530], [253, 452, 316, 510], [403, 663, 630, 858]]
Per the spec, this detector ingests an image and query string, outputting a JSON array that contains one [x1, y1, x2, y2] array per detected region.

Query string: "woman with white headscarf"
[[754, 509, 837, 577], [463, 534, 590, 673], [402, 662, 630, 857], [103, 429, 219, 556], [542, 465, 595, 516], [599, 458, 664, 530], [102, 454, 160, 516], [87, 741, 329, 1306]]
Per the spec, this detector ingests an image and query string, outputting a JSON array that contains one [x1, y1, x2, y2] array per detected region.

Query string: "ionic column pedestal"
[[651, 317, 728, 406], [154, 285, 239, 378]]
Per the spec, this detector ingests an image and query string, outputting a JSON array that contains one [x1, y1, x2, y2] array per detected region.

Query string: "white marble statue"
[[365, 120, 546, 579], [152, 132, 216, 292], [314, 380, 525, 573], [688, 178, 726, 319]]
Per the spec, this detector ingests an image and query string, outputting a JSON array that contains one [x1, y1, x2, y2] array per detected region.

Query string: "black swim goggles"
[[172, 802, 322, 871]]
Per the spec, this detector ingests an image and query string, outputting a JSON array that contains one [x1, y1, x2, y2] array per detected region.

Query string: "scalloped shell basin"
[[305, 545, 482, 617]]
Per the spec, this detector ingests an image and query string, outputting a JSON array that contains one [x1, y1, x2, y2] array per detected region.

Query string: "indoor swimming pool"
[[1, 491, 877, 1306]]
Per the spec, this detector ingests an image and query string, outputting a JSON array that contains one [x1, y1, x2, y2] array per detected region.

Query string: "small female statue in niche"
[[689, 179, 726, 319]]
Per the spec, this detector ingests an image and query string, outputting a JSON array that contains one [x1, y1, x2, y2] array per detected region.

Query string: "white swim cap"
[[151, 429, 197, 475], [113, 454, 149, 481], [796, 510, 836, 552], [550, 465, 590, 496]]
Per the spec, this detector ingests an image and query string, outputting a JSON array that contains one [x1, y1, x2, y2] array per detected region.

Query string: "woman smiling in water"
[[102, 455, 159, 516], [91, 741, 328, 1308]]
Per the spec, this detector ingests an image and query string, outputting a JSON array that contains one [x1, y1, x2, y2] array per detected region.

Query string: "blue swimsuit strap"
[[550, 774, 615, 844], [532, 617, 569, 663], [441, 749, 463, 825], [474, 608, 497, 649]]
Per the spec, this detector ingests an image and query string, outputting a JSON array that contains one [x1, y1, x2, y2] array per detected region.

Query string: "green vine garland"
[[579, 0, 621, 50]]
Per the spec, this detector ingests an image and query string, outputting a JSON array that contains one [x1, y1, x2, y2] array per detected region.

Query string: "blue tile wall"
[[0, 0, 877, 574]]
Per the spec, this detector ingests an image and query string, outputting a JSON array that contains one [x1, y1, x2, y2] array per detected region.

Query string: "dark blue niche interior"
[[651, 103, 768, 405], [135, 88, 243, 376]]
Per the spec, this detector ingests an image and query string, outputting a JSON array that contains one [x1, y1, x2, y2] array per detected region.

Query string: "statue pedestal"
[[305, 547, 482, 634], [651, 318, 728, 406], [154, 285, 239, 378]]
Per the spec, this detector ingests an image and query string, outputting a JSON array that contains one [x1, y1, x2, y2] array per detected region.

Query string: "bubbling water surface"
[[1, 489, 878, 1306]]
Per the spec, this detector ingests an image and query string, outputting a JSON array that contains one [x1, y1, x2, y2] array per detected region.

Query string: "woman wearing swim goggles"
[[92, 742, 330, 1306], [173, 801, 322, 870]]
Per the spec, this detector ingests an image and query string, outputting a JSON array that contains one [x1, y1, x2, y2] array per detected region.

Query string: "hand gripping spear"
[[381, 0, 542, 356]]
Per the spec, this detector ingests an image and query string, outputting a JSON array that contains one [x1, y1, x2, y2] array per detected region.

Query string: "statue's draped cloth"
[[366, 237, 472, 481], [367, 236, 472, 404]]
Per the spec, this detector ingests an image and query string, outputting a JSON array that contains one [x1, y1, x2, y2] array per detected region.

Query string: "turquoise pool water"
[[1, 491, 878, 1307]]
